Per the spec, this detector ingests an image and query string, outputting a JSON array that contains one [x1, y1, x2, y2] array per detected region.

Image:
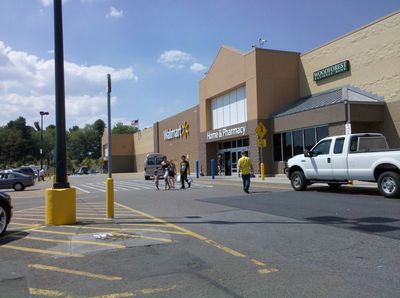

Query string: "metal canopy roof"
[[273, 85, 384, 118]]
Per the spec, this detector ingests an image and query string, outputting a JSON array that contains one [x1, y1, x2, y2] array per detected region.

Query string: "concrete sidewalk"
[[109, 172, 377, 188]]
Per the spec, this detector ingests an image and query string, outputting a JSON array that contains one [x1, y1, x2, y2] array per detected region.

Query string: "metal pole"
[[53, 0, 69, 189], [106, 74, 114, 218], [40, 114, 43, 170], [211, 159, 215, 179], [195, 160, 199, 179], [107, 74, 112, 178]]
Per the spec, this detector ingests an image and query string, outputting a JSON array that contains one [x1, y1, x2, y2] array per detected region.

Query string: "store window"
[[304, 128, 316, 151], [273, 134, 282, 162], [211, 86, 247, 129], [273, 125, 330, 162], [282, 132, 293, 161], [292, 130, 303, 156], [316, 126, 329, 141]]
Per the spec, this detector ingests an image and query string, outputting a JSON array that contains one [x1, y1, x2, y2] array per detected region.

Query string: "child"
[[153, 170, 159, 190]]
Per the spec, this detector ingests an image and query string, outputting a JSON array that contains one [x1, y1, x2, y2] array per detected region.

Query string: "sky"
[[0, 0, 399, 129]]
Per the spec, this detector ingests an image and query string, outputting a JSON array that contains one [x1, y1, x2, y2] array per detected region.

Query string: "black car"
[[0, 192, 12, 236], [14, 167, 36, 180]]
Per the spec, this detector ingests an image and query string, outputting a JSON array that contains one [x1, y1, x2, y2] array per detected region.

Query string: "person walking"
[[179, 155, 191, 189], [168, 160, 176, 189], [160, 156, 171, 190], [238, 151, 253, 194]]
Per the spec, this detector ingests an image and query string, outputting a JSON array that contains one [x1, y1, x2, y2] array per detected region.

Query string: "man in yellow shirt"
[[238, 151, 253, 194]]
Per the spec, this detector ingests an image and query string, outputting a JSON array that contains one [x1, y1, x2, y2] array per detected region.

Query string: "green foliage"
[[112, 122, 138, 134], [0, 117, 106, 170]]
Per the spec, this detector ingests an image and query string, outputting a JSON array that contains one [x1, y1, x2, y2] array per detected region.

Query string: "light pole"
[[45, 0, 76, 226], [40, 111, 49, 170]]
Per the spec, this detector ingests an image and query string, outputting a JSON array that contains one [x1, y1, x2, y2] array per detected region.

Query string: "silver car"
[[0, 172, 35, 191]]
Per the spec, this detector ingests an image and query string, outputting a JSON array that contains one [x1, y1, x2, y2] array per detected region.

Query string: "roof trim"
[[301, 10, 400, 56]]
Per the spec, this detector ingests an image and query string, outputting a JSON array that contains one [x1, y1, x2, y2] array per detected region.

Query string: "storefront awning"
[[273, 85, 384, 118]]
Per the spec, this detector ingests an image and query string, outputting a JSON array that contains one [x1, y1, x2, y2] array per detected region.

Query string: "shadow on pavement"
[[308, 186, 381, 197], [0, 231, 29, 245]]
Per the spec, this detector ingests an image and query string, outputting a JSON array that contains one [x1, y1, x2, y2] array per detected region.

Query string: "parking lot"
[[1, 174, 400, 297]]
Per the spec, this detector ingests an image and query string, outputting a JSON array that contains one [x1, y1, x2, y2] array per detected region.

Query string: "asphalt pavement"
[[0, 174, 399, 297]]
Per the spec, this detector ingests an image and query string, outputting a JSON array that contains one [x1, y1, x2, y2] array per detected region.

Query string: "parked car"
[[77, 167, 89, 175], [0, 192, 12, 236], [0, 172, 35, 191], [144, 153, 166, 180], [286, 133, 400, 198], [13, 166, 36, 180]]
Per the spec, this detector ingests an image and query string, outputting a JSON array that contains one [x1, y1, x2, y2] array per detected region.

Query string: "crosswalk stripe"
[[80, 184, 106, 192]]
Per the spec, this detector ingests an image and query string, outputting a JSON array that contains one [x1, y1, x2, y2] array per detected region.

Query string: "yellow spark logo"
[[181, 121, 190, 139]]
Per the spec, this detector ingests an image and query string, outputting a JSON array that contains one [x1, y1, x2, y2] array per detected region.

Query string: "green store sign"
[[313, 60, 350, 81]]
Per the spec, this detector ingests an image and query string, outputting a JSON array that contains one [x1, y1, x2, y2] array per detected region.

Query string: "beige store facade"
[[199, 11, 400, 175]]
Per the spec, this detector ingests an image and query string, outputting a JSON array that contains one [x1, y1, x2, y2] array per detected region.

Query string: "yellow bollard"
[[45, 187, 76, 225], [261, 163, 265, 181], [106, 178, 114, 218]]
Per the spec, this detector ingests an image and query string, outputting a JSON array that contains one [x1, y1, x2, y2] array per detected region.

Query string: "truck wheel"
[[13, 183, 24, 191], [378, 171, 400, 198], [145, 176, 150, 181], [328, 183, 342, 191], [290, 171, 307, 191], [0, 202, 9, 236]]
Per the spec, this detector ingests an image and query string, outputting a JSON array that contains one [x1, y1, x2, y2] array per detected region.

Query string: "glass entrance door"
[[217, 138, 249, 176]]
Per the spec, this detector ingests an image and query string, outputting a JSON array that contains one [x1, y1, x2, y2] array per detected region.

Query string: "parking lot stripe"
[[29, 288, 65, 297], [72, 185, 91, 193], [115, 202, 279, 274], [80, 184, 106, 192], [29, 229, 77, 236], [7, 235, 127, 248], [111, 232, 172, 243], [11, 217, 44, 222], [258, 268, 279, 274], [8, 222, 41, 227], [92, 284, 179, 298], [29, 264, 123, 281], [62, 225, 189, 235], [1, 244, 83, 257]]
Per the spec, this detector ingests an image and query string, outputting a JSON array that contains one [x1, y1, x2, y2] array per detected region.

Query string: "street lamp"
[[40, 111, 49, 170]]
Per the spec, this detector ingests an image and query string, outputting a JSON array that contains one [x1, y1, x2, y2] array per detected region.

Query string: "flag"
[[131, 120, 139, 128]]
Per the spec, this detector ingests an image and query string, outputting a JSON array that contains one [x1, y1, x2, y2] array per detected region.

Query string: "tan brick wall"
[[300, 12, 400, 143], [101, 133, 134, 157], [132, 127, 154, 172], [158, 106, 200, 172]]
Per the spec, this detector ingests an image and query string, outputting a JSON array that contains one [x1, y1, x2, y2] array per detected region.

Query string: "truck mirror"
[[304, 150, 310, 157]]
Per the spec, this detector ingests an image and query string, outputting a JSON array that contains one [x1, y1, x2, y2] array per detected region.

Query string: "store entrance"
[[217, 138, 249, 176]]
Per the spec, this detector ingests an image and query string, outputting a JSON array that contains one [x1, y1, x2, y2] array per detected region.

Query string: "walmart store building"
[[103, 11, 400, 175]]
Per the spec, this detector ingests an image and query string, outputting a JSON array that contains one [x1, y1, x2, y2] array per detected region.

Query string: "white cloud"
[[157, 50, 193, 69], [190, 62, 207, 73], [158, 50, 207, 73], [40, 0, 68, 7], [0, 40, 136, 127], [107, 6, 123, 19]]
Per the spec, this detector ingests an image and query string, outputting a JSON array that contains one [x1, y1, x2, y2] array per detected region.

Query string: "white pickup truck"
[[286, 133, 400, 198]]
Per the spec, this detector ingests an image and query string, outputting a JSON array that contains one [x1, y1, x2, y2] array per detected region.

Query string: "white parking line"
[[80, 184, 107, 192], [72, 185, 91, 193]]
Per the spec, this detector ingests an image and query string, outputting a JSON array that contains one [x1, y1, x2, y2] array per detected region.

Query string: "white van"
[[144, 153, 166, 180]]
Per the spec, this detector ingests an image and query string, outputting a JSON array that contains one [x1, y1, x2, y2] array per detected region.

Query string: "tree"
[[92, 119, 106, 159], [112, 122, 138, 134]]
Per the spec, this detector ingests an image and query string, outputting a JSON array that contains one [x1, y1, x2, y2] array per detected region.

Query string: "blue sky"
[[0, 0, 399, 129]]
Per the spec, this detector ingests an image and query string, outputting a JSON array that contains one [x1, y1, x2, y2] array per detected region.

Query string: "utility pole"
[[40, 111, 49, 170], [106, 74, 114, 218]]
